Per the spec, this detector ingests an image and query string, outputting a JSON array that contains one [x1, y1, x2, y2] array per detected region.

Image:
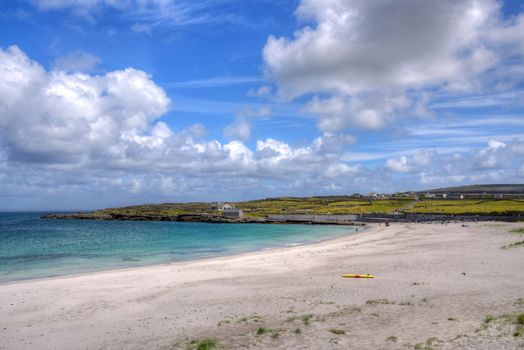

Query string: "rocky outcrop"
[[42, 212, 267, 223], [42, 211, 524, 224], [41, 212, 363, 225]]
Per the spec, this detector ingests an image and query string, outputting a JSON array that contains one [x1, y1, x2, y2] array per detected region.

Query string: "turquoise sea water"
[[0, 212, 357, 283]]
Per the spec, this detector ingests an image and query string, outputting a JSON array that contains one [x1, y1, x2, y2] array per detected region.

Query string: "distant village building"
[[446, 193, 465, 199], [208, 202, 222, 211], [219, 203, 234, 211], [365, 192, 390, 200], [423, 192, 464, 199], [222, 208, 243, 218], [208, 203, 237, 211]]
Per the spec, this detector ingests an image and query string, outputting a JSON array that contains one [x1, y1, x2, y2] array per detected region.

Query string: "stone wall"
[[267, 214, 359, 222]]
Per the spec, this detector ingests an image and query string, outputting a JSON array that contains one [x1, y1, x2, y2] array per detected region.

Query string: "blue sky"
[[0, 0, 524, 210]]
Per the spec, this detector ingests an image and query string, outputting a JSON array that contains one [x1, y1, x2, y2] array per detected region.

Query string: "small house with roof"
[[222, 208, 243, 218]]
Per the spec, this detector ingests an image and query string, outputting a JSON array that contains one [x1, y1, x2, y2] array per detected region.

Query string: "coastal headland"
[[43, 186, 524, 224], [1, 222, 523, 349]]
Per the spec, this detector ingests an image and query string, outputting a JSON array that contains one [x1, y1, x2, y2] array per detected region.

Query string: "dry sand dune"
[[1, 222, 523, 349]]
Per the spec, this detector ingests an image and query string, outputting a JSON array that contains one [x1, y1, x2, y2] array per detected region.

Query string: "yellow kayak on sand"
[[341, 274, 375, 279]]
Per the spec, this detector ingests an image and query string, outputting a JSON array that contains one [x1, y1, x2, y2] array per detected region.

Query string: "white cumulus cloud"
[[385, 151, 434, 174], [0, 45, 170, 164], [264, 0, 524, 132]]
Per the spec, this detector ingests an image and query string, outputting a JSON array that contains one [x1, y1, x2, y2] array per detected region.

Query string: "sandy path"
[[0, 222, 523, 349]]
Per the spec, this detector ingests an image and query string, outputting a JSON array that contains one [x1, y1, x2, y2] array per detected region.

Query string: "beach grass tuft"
[[386, 335, 398, 342], [256, 327, 269, 335], [484, 315, 495, 324], [366, 299, 396, 305], [255, 327, 282, 339], [478, 312, 524, 337], [301, 314, 314, 325], [511, 228, 524, 234], [517, 313, 524, 326], [411, 337, 441, 350], [187, 339, 217, 350], [503, 240, 524, 249], [237, 315, 261, 323]]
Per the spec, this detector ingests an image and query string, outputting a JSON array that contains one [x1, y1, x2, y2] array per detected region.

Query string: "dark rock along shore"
[[42, 211, 524, 224]]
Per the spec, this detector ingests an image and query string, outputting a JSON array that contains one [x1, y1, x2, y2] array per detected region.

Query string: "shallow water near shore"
[[0, 212, 357, 283]]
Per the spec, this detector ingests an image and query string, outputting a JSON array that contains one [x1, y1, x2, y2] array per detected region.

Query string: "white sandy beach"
[[1, 222, 523, 350]]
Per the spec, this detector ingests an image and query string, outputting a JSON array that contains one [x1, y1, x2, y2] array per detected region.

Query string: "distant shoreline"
[[42, 211, 524, 223], [41, 212, 366, 225]]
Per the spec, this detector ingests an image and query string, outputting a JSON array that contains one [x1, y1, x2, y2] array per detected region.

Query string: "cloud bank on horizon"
[[0, 0, 524, 209]]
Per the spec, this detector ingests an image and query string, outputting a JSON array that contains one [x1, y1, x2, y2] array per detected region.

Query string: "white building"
[[219, 203, 234, 211]]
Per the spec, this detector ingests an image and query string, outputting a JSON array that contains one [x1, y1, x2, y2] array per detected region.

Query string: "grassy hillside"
[[92, 196, 524, 217], [425, 184, 524, 194], [95, 197, 413, 218]]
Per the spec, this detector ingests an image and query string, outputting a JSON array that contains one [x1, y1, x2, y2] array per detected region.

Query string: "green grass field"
[[237, 198, 412, 216], [93, 197, 524, 217], [405, 199, 524, 214]]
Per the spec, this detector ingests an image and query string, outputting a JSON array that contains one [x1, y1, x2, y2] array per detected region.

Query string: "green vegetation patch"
[[502, 240, 524, 249], [187, 339, 218, 350], [517, 314, 524, 326], [255, 327, 282, 339], [479, 312, 524, 337], [514, 314, 524, 337], [411, 337, 442, 350], [386, 335, 398, 342], [366, 299, 396, 305], [236, 315, 261, 323], [406, 199, 524, 215], [238, 197, 413, 216], [256, 327, 269, 335], [301, 314, 314, 326], [484, 315, 496, 324], [96, 202, 210, 217]]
